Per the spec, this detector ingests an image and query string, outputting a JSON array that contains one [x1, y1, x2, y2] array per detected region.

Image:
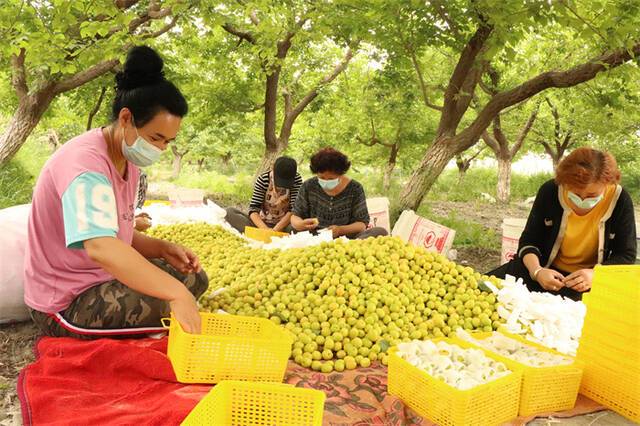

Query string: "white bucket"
[[366, 197, 391, 233], [501, 218, 528, 264]]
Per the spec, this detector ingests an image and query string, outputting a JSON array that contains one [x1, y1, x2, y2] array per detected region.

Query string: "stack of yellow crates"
[[576, 265, 640, 423]]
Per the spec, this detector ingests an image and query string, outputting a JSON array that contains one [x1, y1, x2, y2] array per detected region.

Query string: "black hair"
[[310, 147, 351, 175], [111, 46, 188, 126]]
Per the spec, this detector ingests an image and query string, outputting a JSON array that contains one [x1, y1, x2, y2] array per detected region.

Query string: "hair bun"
[[115, 46, 165, 91]]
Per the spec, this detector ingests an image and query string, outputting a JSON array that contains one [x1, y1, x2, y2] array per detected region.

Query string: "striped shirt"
[[136, 172, 147, 210], [293, 177, 370, 227], [248, 171, 303, 214]]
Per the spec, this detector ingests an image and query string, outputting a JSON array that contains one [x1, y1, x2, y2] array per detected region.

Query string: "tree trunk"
[[197, 157, 205, 171], [256, 143, 285, 177], [0, 91, 55, 164], [383, 143, 399, 192], [496, 156, 512, 204], [455, 156, 470, 184], [86, 86, 107, 130], [398, 137, 458, 211], [47, 129, 60, 152], [383, 162, 395, 193], [172, 152, 183, 179], [221, 151, 232, 166], [457, 167, 467, 185]]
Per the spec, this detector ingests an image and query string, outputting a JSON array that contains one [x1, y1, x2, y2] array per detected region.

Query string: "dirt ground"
[[0, 321, 37, 425], [1, 199, 638, 425]]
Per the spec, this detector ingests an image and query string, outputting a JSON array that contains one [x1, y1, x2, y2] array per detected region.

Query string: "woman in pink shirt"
[[24, 46, 208, 338]]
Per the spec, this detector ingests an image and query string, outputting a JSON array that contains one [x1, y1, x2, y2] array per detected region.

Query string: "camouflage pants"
[[29, 259, 209, 340]]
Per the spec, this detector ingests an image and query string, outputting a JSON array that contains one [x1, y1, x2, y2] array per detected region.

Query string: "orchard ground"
[[2, 195, 638, 425]]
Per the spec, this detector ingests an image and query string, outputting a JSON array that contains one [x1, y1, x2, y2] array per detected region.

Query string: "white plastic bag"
[[366, 197, 391, 233], [391, 210, 456, 255], [0, 204, 31, 324]]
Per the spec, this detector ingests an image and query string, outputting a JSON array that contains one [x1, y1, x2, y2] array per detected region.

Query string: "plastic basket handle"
[[161, 318, 171, 329]]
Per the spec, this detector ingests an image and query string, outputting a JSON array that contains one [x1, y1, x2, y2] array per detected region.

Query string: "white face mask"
[[121, 120, 162, 167], [318, 177, 340, 190], [568, 191, 603, 210]]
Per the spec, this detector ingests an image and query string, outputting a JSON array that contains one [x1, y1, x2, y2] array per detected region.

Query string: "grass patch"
[[0, 139, 50, 209], [173, 169, 253, 200], [427, 168, 553, 203]]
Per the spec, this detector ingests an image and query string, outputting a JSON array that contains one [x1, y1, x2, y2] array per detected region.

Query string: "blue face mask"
[[121, 120, 162, 167], [318, 177, 340, 190], [568, 191, 603, 210]]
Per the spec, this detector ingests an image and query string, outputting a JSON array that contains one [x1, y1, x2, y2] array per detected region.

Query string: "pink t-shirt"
[[24, 128, 140, 313]]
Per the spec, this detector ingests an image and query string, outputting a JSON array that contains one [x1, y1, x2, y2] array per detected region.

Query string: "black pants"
[[487, 257, 583, 301]]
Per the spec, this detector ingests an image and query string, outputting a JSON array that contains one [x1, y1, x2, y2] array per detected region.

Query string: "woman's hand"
[[301, 218, 319, 231], [134, 213, 152, 232], [327, 225, 342, 238], [161, 242, 201, 274], [536, 268, 565, 292], [169, 291, 201, 334], [563, 269, 594, 292]]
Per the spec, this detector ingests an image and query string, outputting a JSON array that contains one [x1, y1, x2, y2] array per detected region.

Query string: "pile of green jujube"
[[147, 223, 503, 373]]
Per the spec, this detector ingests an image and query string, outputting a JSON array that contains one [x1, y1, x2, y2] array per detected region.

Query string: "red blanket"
[[18, 337, 605, 425]]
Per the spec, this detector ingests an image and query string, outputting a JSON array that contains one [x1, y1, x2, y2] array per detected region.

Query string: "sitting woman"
[[24, 46, 208, 338], [489, 147, 636, 300], [226, 156, 303, 233], [291, 148, 388, 239]]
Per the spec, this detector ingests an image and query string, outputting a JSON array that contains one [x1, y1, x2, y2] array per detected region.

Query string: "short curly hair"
[[310, 147, 351, 174], [555, 147, 621, 188]]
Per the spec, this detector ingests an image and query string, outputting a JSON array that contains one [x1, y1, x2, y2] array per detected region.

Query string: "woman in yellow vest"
[[490, 147, 637, 300]]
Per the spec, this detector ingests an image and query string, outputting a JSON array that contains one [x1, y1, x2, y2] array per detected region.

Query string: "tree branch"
[[559, 0, 608, 44], [510, 103, 540, 157], [53, 59, 120, 94], [482, 130, 500, 154], [455, 41, 640, 153], [469, 145, 486, 161], [287, 45, 355, 123], [537, 139, 554, 157], [562, 129, 573, 150], [171, 144, 189, 157], [65, 3, 179, 61], [282, 88, 293, 116], [222, 23, 256, 44], [431, 0, 460, 38], [491, 114, 509, 151], [479, 64, 500, 96], [140, 14, 179, 39], [86, 86, 107, 130], [544, 96, 563, 146], [409, 47, 443, 111], [11, 48, 28, 100], [438, 22, 493, 136], [115, 0, 141, 10]]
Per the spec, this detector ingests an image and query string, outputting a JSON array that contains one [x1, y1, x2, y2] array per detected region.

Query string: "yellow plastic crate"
[[388, 337, 521, 426], [143, 199, 172, 206], [575, 265, 640, 423], [244, 226, 289, 243], [181, 380, 326, 426], [579, 328, 640, 364], [465, 331, 583, 416], [581, 306, 639, 339], [162, 312, 293, 384], [587, 265, 640, 299], [579, 362, 640, 423]]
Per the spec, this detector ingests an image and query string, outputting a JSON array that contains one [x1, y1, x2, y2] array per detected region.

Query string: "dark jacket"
[[518, 180, 637, 267]]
